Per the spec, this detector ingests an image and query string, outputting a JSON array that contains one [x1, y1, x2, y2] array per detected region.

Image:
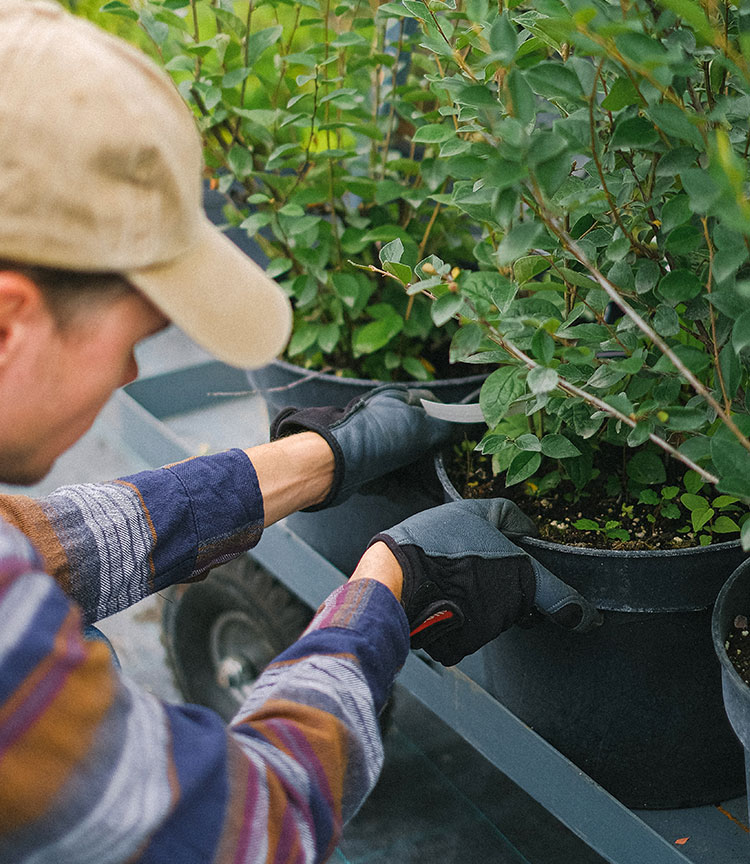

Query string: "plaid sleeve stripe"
[[40, 482, 155, 622], [0, 495, 68, 591], [0, 585, 117, 837]]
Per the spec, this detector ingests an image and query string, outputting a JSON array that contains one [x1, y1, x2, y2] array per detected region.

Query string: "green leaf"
[[635, 259, 661, 294], [525, 62, 583, 103], [683, 470, 704, 494], [514, 255, 550, 284], [240, 211, 272, 235], [402, 0, 428, 17], [287, 323, 319, 356], [505, 450, 542, 487], [652, 344, 712, 375], [540, 434, 581, 459], [713, 495, 739, 508], [647, 102, 703, 149], [692, 507, 715, 532], [266, 258, 293, 279], [713, 515, 740, 534], [660, 195, 692, 234], [531, 328, 555, 365], [653, 304, 680, 337], [587, 364, 628, 390], [496, 222, 545, 267], [681, 168, 722, 214], [413, 124, 456, 144], [627, 450, 666, 485], [655, 0, 713, 42], [379, 238, 404, 265], [657, 269, 703, 304], [681, 493, 709, 511], [665, 225, 703, 256], [515, 433, 541, 452], [480, 366, 526, 426], [246, 26, 283, 65], [222, 67, 252, 89], [384, 261, 412, 284], [227, 146, 254, 179], [506, 69, 536, 125], [489, 13, 518, 64], [711, 417, 750, 497], [573, 518, 600, 531], [139, 9, 169, 44], [430, 293, 462, 326], [317, 323, 341, 354], [100, 1, 139, 20], [352, 313, 404, 357], [450, 324, 483, 363], [401, 356, 431, 381], [627, 422, 652, 448], [600, 77, 640, 111], [732, 310, 750, 355], [663, 407, 706, 431], [611, 117, 659, 150], [527, 366, 559, 394], [374, 180, 406, 205]]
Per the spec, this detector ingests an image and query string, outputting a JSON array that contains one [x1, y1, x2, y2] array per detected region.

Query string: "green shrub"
[[360, 0, 750, 547], [99, 0, 482, 381]]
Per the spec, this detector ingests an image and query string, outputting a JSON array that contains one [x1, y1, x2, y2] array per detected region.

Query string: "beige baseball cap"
[[0, 0, 291, 369]]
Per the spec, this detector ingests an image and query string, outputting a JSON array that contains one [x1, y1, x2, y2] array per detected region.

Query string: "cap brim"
[[126, 217, 292, 369]]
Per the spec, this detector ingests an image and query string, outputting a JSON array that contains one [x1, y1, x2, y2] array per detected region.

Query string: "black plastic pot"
[[712, 558, 750, 817], [246, 356, 487, 416], [435, 450, 747, 810], [247, 359, 486, 575]]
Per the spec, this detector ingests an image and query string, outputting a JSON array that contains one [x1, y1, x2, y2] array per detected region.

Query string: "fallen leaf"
[[674, 838, 689, 846]]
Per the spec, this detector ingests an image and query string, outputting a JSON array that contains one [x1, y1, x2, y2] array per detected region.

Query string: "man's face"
[[0, 281, 168, 485]]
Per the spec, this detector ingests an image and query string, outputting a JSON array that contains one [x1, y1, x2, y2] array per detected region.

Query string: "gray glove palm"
[[372, 498, 602, 666], [270, 384, 453, 510]]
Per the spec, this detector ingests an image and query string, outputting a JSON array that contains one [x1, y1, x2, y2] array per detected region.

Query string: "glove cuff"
[[270, 408, 345, 511]]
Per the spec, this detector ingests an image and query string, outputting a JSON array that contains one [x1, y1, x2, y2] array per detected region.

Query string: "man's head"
[[0, 1, 292, 483], [0, 262, 168, 484]]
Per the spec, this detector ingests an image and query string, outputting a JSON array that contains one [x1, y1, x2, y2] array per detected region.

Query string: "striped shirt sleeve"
[[0, 518, 410, 863], [0, 449, 264, 624]]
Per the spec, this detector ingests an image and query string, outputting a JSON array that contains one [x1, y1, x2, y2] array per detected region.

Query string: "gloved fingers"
[[531, 560, 603, 632], [345, 383, 439, 413], [451, 498, 539, 539]]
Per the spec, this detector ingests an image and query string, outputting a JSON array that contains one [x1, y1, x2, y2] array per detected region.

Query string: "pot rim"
[[266, 356, 489, 389], [712, 558, 750, 691], [434, 448, 742, 559]]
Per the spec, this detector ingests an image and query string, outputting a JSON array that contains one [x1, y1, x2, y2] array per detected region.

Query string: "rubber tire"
[[161, 556, 313, 721]]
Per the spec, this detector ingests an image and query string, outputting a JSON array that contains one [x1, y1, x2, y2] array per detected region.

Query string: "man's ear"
[[0, 271, 49, 364]]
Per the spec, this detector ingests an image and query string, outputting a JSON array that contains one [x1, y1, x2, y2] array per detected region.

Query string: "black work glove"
[[371, 498, 603, 666], [270, 384, 454, 510]]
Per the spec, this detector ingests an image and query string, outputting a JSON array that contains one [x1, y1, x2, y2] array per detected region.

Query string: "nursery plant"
[[96, 0, 484, 382], [356, 0, 750, 550]]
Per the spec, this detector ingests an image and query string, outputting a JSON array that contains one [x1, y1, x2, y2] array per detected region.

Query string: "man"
[[0, 3, 599, 862]]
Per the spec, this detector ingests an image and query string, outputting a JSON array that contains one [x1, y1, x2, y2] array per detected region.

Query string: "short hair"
[[0, 260, 134, 328]]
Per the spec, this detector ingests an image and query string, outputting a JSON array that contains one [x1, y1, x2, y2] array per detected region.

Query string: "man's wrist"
[[244, 431, 336, 526], [349, 540, 404, 601]]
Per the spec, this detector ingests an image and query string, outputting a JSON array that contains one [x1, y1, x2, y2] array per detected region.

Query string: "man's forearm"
[[244, 431, 335, 527], [0, 430, 336, 619]]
